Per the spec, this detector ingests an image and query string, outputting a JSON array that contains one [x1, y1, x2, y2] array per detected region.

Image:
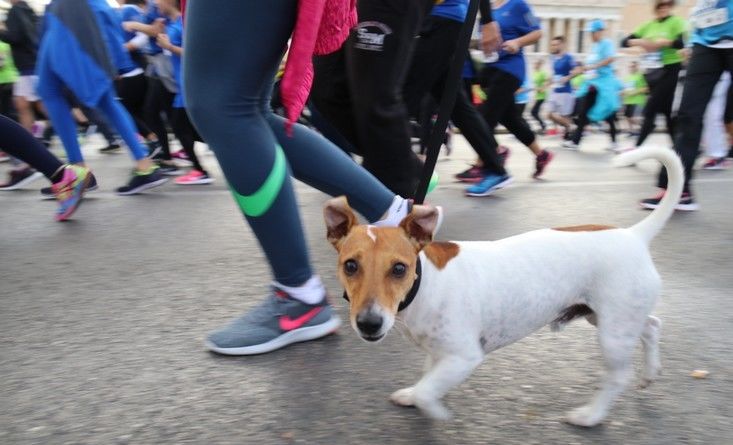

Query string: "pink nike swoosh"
[[279, 307, 324, 331]]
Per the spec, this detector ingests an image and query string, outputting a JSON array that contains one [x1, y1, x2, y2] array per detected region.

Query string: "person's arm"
[[502, 30, 542, 54], [125, 31, 149, 51], [123, 18, 165, 37], [501, 2, 541, 54], [156, 33, 182, 56], [479, 0, 501, 55]]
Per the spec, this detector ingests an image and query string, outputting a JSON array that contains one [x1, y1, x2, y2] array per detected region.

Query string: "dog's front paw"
[[417, 399, 452, 421], [565, 404, 606, 427], [390, 387, 416, 407]]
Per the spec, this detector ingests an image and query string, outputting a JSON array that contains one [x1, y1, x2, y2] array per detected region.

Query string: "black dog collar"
[[342, 257, 422, 313]]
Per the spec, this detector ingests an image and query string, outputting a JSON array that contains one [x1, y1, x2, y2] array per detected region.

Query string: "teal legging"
[[183, 0, 396, 286]]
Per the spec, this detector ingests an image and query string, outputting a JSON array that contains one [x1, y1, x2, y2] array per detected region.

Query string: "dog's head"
[[323, 197, 440, 342]]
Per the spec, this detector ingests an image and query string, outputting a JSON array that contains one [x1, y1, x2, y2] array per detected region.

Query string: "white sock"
[[275, 275, 325, 305], [372, 196, 409, 227]]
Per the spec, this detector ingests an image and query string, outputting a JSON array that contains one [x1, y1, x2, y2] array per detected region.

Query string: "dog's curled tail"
[[613, 146, 684, 244]]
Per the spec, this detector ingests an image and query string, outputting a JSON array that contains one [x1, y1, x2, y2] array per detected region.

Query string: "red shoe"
[[533, 150, 554, 179]]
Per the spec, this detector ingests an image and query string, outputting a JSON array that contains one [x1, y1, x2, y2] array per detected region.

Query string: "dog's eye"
[[391, 263, 407, 278], [344, 259, 359, 276]]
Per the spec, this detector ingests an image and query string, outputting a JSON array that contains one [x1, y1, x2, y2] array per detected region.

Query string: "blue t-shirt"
[[552, 53, 575, 93], [690, 0, 733, 46], [143, 1, 168, 55], [431, 0, 468, 23], [118, 4, 143, 43], [166, 16, 184, 108], [487, 0, 540, 83], [586, 38, 616, 79]]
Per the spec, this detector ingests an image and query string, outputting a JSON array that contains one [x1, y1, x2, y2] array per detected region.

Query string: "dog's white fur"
[[327, 146, 683, 427]]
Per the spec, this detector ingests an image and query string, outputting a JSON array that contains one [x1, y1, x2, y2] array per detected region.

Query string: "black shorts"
[[624, 104, 638, 119]]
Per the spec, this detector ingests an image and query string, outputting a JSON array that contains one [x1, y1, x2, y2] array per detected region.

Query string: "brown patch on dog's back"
[[423, 242, 460, 270], [552, 224, 616, 232]]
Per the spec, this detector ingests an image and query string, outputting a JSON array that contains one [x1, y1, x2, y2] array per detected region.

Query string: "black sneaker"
[[41, 172, 98, 200], [640, 191, 699, 211], [676, 193, 699, 211], [116, 168, 169, 195], [147, 140, 163, 159], [99, 142, 122, 154], [156, 160, 183, 176], [0, 167, 44, 191]]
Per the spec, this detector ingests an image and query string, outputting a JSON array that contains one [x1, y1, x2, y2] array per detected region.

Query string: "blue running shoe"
[[465, 174, 513, 197]]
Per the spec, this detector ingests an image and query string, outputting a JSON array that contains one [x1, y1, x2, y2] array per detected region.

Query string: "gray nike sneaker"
[[205, 288, 341, 355]]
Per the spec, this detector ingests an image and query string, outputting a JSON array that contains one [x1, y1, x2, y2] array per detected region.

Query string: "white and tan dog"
[[323, 146, 684, 427]]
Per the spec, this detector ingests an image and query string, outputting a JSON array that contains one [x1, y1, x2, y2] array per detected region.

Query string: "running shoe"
[[0, 167, 44, 191], [546, 128, 558, 136], [561, 141, 579, 151], [497, 145, 511, 166], [53, 165, 90, 221], [41, 173, 98, 200], [174, 169, 214, 185], [156, 160, 183, 176], [455, 165, 485, 183], [146, 140, 163, 159], [702, 157, 731, 170], [116, 167, 168, 195], [640, 191, 699, 212], [0, 151, 9, 163], [465, 174, 513, 197], [171, 150, 192, 165], [533, 150, 554, 179], [99, 142, 122, 154], [205, 288, 341, 355]]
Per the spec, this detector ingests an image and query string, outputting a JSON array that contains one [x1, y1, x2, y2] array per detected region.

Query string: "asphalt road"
[[1, 130, 731, 445]]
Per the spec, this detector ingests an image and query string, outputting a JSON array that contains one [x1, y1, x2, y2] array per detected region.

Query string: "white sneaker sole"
[[175, 178, 215, 185], [205, 315, 341, 356], [465, 176, 514, 197], [116, 177, 169, 196], [0, 171, 44, 191]]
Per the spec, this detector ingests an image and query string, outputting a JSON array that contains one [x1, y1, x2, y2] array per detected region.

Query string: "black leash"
[[413, 0, 480, 205]]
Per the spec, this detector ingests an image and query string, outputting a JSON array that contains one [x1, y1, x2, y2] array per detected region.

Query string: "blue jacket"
[[37, 0, 135, 107]]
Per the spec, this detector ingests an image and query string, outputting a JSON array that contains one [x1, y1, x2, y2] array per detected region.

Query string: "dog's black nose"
[[356, 312, 383, 335]]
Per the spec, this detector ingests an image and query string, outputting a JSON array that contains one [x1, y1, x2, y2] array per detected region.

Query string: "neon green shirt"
[[623, 73, 647, 106], [532, 70, 548, 101], [0, 42, 19, 85], [633, 15, 687, 66]]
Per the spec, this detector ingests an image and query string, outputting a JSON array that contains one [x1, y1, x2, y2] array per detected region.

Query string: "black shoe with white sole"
[[116, 168, 168, 195]]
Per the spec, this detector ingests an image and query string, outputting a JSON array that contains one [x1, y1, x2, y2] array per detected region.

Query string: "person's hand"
[[501, 39, 521, 54], [122, 21, 136, 32], [152, 18, 166, 35], [654, 38, 673, 49], [481, 22, 502, 55], [156, 33, 170, 50]]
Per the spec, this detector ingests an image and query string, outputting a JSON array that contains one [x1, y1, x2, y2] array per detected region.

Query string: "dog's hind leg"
[[640, 315, 662, 388], [566, 312, 645, 427]]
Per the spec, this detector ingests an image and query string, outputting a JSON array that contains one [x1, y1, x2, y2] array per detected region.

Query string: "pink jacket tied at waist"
[[281, 0, 357, 135]]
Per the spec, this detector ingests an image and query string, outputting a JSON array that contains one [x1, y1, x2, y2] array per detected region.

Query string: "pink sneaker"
[[171, 150, 192, 166], [174, 169, 214, 185]]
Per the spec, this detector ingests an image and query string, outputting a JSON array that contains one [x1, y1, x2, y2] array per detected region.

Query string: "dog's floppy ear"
[[400, 204, 439, 250], [324, 196, 357, 249]]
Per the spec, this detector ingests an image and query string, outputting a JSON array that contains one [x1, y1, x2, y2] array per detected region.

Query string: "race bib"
[[641, 51, 663, 70], [693, 7, 729, 29]]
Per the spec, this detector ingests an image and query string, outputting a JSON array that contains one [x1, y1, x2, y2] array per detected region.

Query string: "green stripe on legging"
[[231, 144, 286, 217]]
